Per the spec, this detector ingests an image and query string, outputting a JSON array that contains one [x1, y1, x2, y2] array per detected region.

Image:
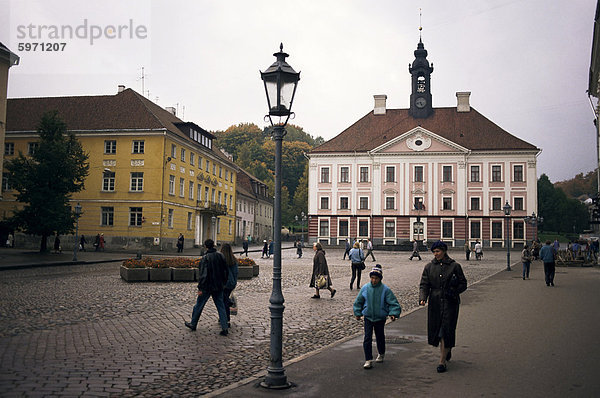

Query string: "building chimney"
[[456, 92, 471, 112], [165, 106, 176, 116], [118, 85, 125, 93], [373, 94, 387, 115]]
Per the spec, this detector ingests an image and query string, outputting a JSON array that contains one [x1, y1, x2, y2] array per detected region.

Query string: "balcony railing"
[[197, 200, 228, 215]]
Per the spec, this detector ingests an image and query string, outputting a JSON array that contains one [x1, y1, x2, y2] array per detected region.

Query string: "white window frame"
[[359, 196, 369, 210], [491, 197, 502, 211], [470, 219, 482, 240], [470, 165, 480, 182], [385, 166, 395, 183], [320, 167, 330, 183], [442, 165, 453, 183], [491, 220, 504, 240], [357, 218, 370, 238], [385, 196, 395, 210], [339, 166, 350, 183], [414, 165, 424, 182], [359, 166, 369, 183], [132, 140, 144, 154], [102, 171, 115, 192], [442, 196, 452, 211], [104, 140, 116, 154], [130, 172, 144, 192], [339, 196, 349, 210], [442, 219, 454, 239], [513, 196, 524, 211], [384, 218, 396, 238], [169, 175, 175, 195], [338, 218, 350, 237], [101, 207, 114, 226], [491, 164, 502, 182], [513, 164, 524, 182], [470, 196, 481, 211]]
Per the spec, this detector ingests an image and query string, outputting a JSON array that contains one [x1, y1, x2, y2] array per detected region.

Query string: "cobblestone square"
[[0, 247, 513, 396]]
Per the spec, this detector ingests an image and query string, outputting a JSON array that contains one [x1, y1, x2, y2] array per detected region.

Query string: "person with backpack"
[[349, 241, 366, 290]]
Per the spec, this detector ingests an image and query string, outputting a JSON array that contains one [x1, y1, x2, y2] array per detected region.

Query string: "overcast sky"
[[1, 0, 597, 183]]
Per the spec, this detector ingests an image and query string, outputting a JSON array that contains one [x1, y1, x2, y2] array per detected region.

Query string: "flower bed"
[[122, 257, 200, 269], [121, 256, 257, 282]]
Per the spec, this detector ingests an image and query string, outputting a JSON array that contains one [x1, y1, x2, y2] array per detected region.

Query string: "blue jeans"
[[363, 318, 386, 360], [522, 261, 530, 278], [190, 290, 228, 331]]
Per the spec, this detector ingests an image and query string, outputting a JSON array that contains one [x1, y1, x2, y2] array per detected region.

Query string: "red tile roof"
[[6, 88, 235, 165], [310, 107, 538, 153]]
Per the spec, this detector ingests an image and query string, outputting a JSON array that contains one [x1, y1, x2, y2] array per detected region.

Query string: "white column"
[[195, 214, 201, 246]]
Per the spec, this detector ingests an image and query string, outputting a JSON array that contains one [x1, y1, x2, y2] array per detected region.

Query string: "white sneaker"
[[375, 354, 385, 363], [363, 360, 373, 369]]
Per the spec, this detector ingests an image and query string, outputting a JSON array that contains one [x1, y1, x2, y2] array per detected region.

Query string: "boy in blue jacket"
[[353, 265, 401, 369]]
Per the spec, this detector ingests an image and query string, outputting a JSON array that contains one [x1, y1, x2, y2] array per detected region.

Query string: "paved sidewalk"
[[216, 262, 600, 397], [0, 247, 132, 270], [0, 243, 277, 270]]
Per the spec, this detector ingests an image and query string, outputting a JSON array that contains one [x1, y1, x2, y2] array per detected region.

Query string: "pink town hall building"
[[307, 39, 540, 249]]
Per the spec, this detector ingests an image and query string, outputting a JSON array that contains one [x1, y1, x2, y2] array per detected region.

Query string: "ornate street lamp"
[[260, 43, 300, 390], [72, 203, 82, 262], [503, 201, 512, 271], [295, 211, 307, 244], [524, 212, 543, 241]]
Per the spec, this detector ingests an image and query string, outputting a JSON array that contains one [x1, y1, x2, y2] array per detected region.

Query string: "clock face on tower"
[[415, 97, 427, 108]]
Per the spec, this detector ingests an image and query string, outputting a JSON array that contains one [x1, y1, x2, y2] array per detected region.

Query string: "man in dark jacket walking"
[[185, 239, 230, 335], [539, 240, 556, 287]]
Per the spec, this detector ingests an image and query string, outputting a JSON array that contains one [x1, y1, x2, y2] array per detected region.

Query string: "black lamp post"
[[503, 201, 512, 271], [524, 212, 543, 241], [295, 211, 306, 243], [260, 43, 300, 389], [72, 203, 82, 262]]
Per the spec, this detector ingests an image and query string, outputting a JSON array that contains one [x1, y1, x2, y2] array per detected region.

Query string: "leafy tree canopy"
[[213, 122, 321, 225], [5, 111, 89, 251], [538, 174, 589, 234]]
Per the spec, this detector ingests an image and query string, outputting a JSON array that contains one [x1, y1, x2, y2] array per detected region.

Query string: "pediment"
[[440, 188, 456, 194], [383, 188, 398, 195], [370, 127, 469, 154]]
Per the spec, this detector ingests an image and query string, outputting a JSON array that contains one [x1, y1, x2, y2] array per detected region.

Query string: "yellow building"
[[2, 87, 237, 250], [0, 42, 19, 203]]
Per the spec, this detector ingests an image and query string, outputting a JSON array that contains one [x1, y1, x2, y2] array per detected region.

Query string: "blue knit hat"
[[369, 265, 383, 279], [430, 240, 448, 252]]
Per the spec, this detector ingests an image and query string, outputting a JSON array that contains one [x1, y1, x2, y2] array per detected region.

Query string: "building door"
[[413, 221, 424, 241]]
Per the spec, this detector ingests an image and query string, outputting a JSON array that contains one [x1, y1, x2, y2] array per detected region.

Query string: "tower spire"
[[419, 8, 423, 41]]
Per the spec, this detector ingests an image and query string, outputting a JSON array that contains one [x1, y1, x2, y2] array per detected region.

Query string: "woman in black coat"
[[309, 242, 336, 299], [419, 240, 467, 373]]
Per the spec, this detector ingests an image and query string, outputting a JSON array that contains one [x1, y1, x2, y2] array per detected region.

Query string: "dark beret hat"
[[430, 240, 448, 252]]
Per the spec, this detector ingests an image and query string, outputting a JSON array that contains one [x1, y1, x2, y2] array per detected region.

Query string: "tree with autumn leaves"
[[214, 123, 321, 226]]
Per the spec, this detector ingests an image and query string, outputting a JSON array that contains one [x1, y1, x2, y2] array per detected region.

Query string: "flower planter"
[[120, 266, 149, 282], [253, 264, 259, 277], [171, 267, 195, 282], [149, 267, 172, 281], [238, 266, 254, 279]]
